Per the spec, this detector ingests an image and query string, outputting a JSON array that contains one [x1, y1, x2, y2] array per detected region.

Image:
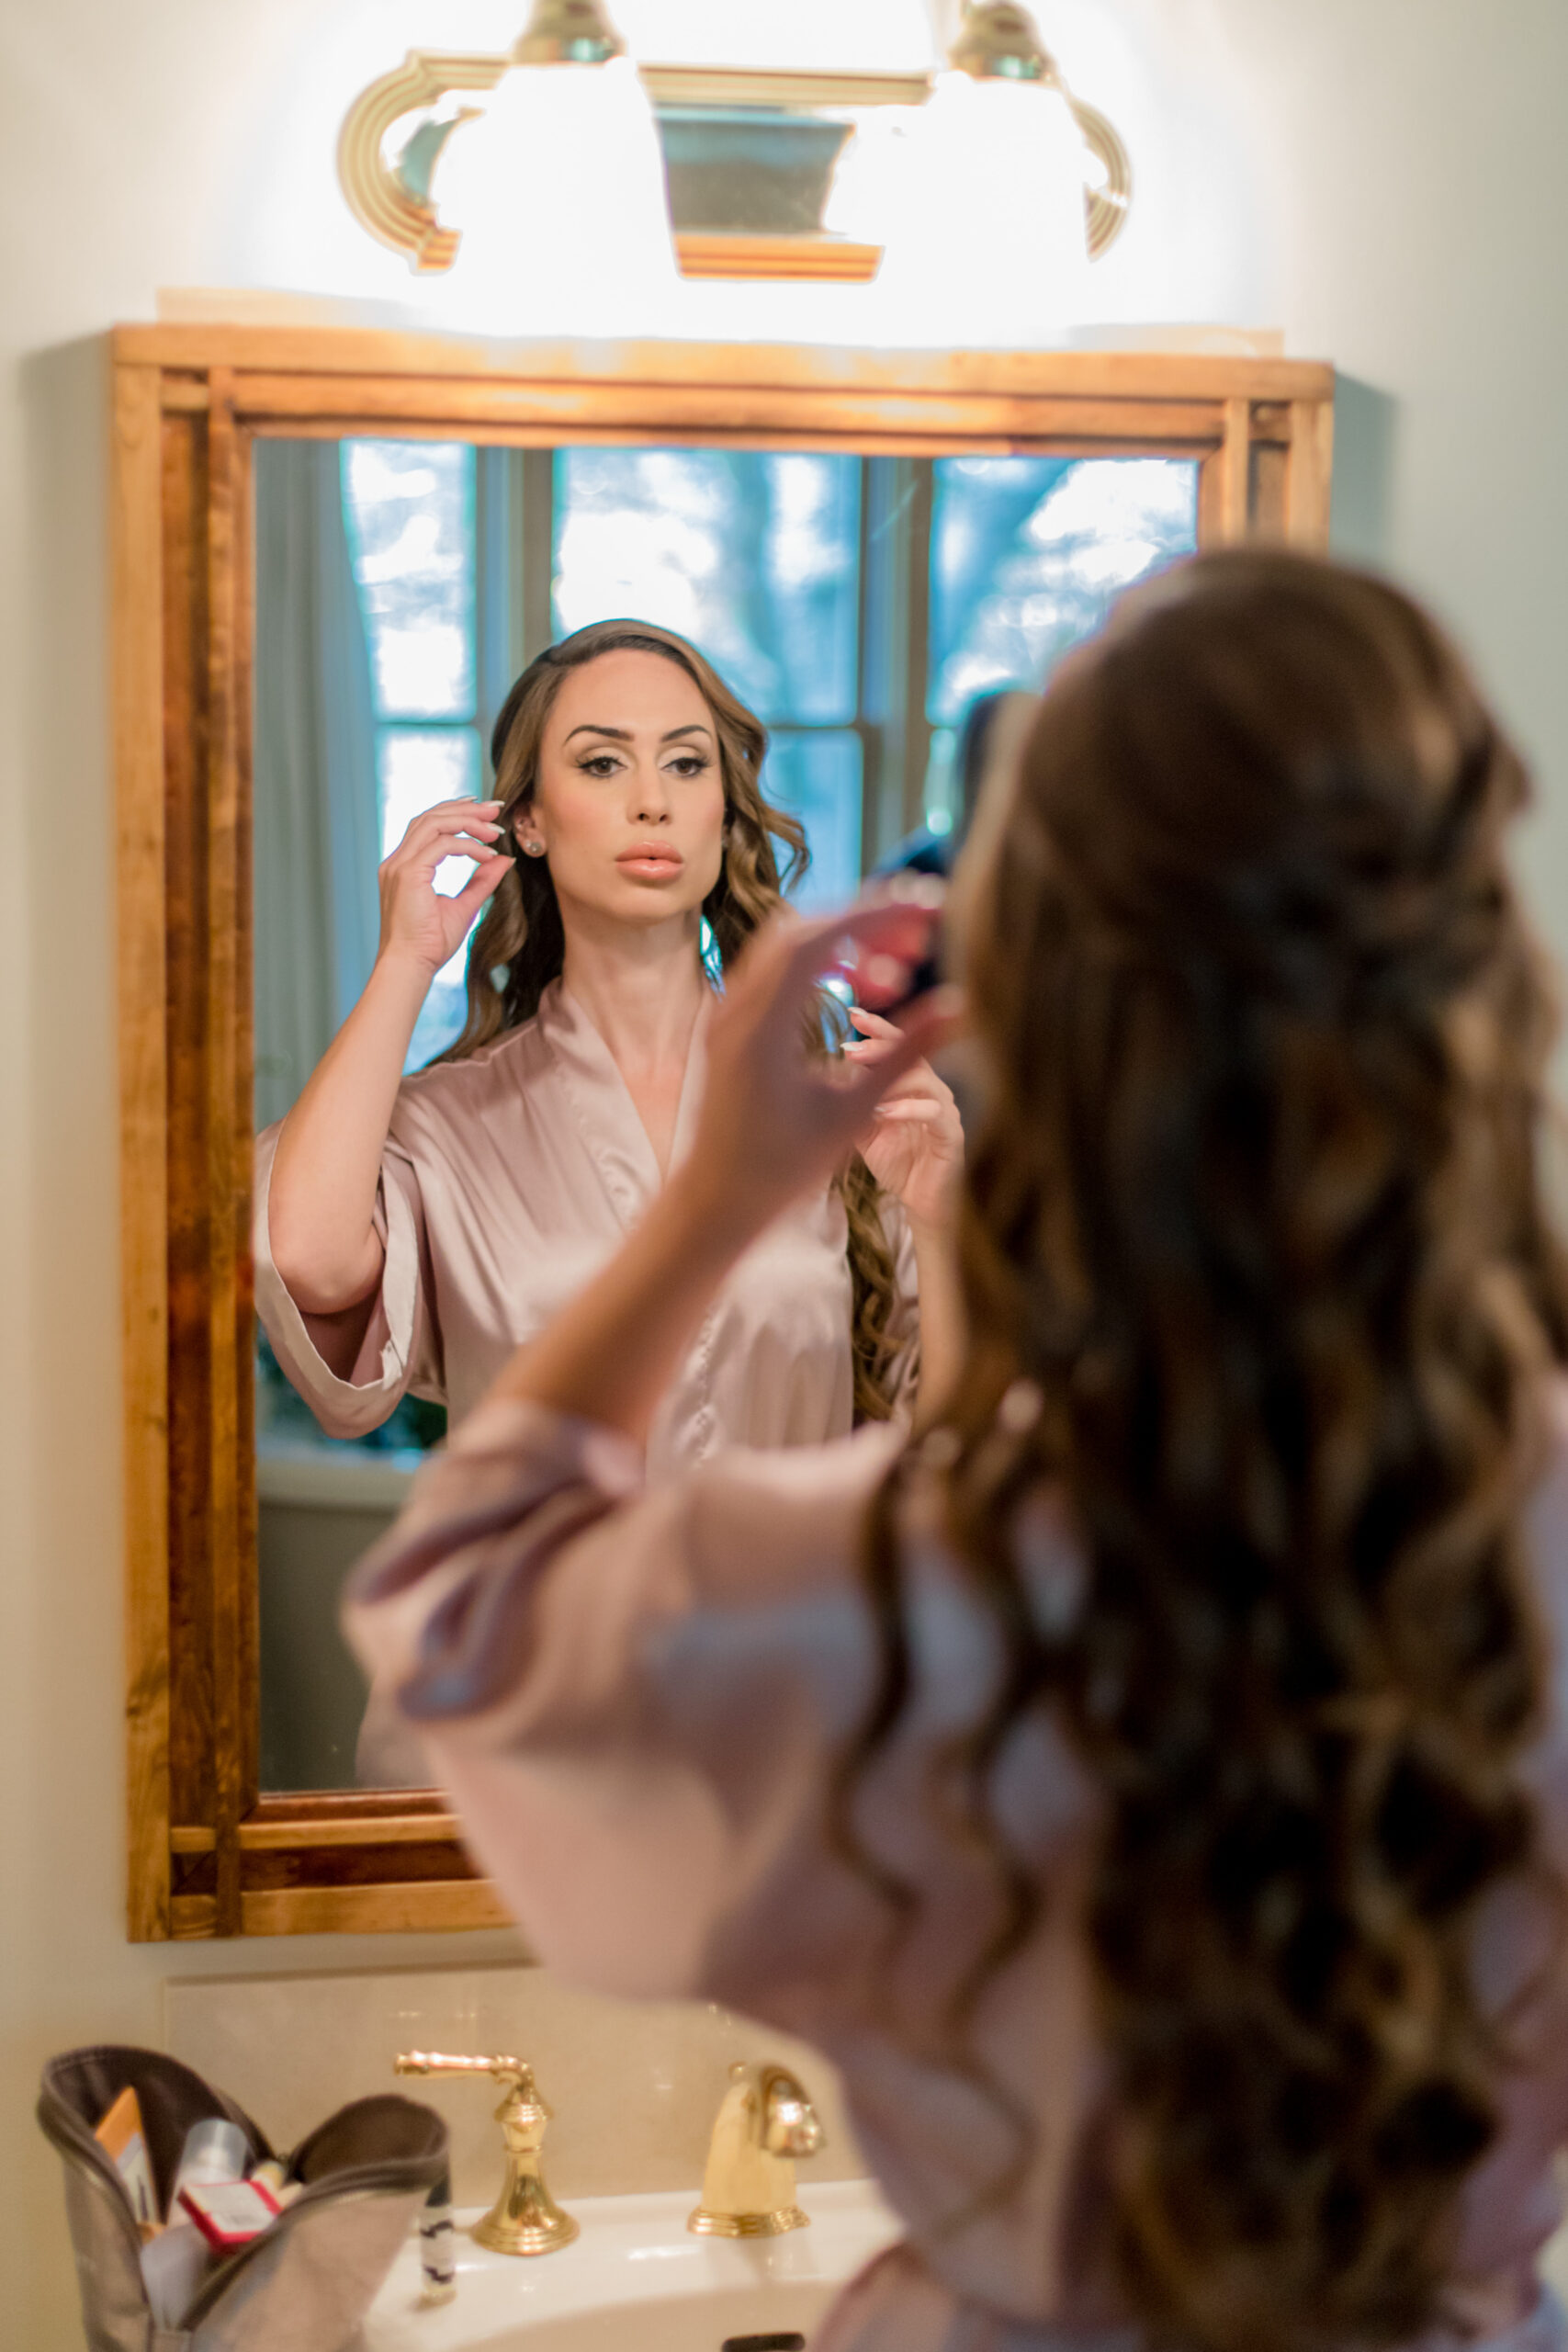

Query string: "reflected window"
[[341, 441, 481, 1068], [930, 457, 1199, 720], [337, 444, 1200, 952], [344, 440, 475, 718], [553, 449, 863, 909], [922, 456, 1200, 824]]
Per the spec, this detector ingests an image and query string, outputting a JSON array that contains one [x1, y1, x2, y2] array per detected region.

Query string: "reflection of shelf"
[[256, 1440, 424, 1511]]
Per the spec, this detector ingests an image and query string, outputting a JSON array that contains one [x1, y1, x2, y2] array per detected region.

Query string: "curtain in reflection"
[[253, 441, 380, 1132]]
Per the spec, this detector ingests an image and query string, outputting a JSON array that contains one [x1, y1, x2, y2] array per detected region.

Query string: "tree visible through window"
[[340, 442, 1199, 1068]]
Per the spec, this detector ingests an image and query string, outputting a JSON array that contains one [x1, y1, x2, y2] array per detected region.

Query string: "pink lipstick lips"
[[616, 843, 684, 878]]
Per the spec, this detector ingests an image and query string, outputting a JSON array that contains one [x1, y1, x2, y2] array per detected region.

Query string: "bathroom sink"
[[360, 2179, 902, 2351]]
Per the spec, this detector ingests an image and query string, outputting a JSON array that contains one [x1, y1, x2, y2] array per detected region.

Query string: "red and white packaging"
[[177, 2177, 280, 2254]]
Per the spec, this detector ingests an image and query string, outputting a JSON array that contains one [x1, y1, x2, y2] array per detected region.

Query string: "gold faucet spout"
[[688, 2062, 823, 2238]]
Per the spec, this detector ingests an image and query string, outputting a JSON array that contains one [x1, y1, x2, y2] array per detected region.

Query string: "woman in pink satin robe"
[[258, 619, 962, 1467], [348, 551, 1568, 2352], [255, 975, 920, 1469], [259, 618, 961, 1781]]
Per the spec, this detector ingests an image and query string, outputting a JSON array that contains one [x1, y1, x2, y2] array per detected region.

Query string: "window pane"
[[376, 728, 482, 1070], [553, 448, 861, 724], [928, 457, 1200, 725], [766, 731, 863, 913], [342, 441, 476, 720]]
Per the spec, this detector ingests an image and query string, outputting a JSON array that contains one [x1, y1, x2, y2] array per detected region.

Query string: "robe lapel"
[[668, 992, 712, 1178], [537, 978, 716, 1234], [536, 979, 660, 1233]]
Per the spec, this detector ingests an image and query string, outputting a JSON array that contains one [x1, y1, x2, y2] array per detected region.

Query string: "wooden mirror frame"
[[114, 324, 1335, 1939]]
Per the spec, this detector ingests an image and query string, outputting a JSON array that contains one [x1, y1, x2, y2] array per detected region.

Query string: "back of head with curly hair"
[[837, 549, 1568, 2352]]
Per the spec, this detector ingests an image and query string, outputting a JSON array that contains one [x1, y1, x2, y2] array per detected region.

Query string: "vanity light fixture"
[[948, 3, 1131, 260], [336, 0, 1132, 290]]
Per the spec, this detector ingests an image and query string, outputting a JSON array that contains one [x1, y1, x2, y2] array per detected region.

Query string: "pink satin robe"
[[254, 979, 918, 1468], [344, 1385, 1568, 2352]]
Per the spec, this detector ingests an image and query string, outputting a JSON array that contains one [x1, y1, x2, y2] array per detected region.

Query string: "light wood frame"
[[114, 324, 1336, 1939]]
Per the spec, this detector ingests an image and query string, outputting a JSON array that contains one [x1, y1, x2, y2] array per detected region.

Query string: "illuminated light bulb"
[[869, 67, 1092, 345], [820, 107, 923, 249], [414, 54, 679, 338]]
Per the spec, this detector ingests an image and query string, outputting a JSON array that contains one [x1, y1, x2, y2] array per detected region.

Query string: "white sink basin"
[[361, 2179, 903, 2351]]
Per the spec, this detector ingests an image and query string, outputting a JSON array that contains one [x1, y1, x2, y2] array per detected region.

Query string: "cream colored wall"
[[4, 3, 1566, 2343]]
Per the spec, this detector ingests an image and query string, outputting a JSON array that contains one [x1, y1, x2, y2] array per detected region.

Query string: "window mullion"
[[858, 458, 933, 864]]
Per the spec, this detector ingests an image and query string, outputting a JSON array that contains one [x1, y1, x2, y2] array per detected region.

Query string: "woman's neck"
[[558, 903, 709, 1091]]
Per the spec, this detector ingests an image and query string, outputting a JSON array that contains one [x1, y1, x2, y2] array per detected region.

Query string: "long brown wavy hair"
[[442, 617, 902, 1421], [840, 549, 1568, 2352]]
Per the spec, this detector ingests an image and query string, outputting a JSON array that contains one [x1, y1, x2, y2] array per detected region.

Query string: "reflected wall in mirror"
[[116, 330, 1335, 1934]]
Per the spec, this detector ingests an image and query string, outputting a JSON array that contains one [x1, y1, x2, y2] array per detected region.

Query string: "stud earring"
[[523, 839, 547, 858]]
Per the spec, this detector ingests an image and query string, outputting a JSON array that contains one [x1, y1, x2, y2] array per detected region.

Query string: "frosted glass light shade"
[[416, 56, 679, 337], [870, 71, 1092, 345]]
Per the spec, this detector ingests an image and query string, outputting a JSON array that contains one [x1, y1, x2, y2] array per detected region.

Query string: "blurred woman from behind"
[[348, 550, 1568, 2352]]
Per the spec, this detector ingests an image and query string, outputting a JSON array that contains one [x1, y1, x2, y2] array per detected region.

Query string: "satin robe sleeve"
[[342, 1397, 906, 1997], [254, 1120, 444, 1440]]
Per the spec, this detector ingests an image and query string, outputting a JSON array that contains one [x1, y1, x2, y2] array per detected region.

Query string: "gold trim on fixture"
[[641, 65, 932, 110], [336, 51, 508, 271], [674, 232, 884, 284]]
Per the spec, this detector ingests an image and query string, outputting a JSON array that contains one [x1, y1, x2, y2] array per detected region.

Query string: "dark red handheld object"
[[833, 869, 947, 1020]]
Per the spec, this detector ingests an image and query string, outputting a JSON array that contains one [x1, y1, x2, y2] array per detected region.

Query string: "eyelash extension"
[[575, 752, 712, 775]]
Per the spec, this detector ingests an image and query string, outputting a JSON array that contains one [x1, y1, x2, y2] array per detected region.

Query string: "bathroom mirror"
[[115, 323, 1335, 1939]]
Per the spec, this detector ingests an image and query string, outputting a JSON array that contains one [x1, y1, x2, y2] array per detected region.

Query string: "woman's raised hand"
[[271, 799, 510, 1329], [377, 797, 513, 978], [845, 1007, 964, 1233], [683, 895, 959, 1248]]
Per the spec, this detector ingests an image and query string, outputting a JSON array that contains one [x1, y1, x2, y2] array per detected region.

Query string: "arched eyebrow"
[[562, 723, 716, 746]]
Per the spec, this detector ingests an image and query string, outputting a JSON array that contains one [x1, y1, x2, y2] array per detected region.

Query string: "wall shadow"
[[1329, 374, 1397, 567]]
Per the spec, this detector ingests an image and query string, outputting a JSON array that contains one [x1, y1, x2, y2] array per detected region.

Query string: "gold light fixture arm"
[[948, 3, 1132, 257], [336, 50, 509, 271], [336, 4, 626, 272], [1073, 98, 1133, 260]]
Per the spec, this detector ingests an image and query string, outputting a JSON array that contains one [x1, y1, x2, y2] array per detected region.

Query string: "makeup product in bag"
[[130, 2117, 251, 2326], [94, 2087, 160, 2238], [179, 2177, 281, 2255], [141, 2218, 216, 2330], [249, 2155, 304, 2210], [168, 2117, 250, 2214]]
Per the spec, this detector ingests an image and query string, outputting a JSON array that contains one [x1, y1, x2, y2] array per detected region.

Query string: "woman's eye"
[[667, 755, 710, 777], [579, 754, 622, 778]]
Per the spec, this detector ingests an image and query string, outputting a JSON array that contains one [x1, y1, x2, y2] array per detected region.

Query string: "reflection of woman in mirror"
[[350, 552, 1568, 2352], [256, 620, 963, 1773]]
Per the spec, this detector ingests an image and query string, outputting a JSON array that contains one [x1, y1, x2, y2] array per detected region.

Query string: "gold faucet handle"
[[761, 2067, 823, 2160], [393, 2053, 575, 2257], [395, 2052, 534, 2096]]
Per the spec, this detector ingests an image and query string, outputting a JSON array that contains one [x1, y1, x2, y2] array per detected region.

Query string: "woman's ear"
[[513, 807, 546, 859]]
